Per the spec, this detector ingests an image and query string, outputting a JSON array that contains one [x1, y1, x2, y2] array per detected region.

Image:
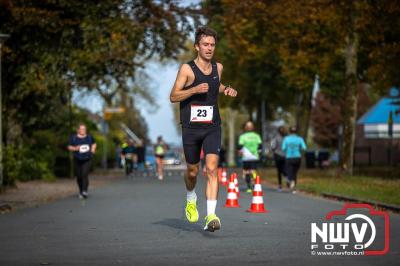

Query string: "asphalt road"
[[0, 169, 399, 266]]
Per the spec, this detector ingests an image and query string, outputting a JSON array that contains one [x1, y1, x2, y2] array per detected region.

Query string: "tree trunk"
[[301, 92, 314, 142], [68, 84, 74, 179], [295, 92, 304, 133], [226, 107, 237, 166], [261, 99, 267, 160], [339, 31, 359, 176]]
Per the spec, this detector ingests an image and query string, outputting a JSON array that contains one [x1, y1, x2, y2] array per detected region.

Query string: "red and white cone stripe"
[[247, 175, 268, 213], [234, 175, 240, 197], [251, 196, 264, 204], [224, 174, 240, 208]]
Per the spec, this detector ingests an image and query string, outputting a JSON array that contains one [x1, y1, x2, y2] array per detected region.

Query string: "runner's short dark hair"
[[278, 126, 287, 136], [195, 26, 217, 45]]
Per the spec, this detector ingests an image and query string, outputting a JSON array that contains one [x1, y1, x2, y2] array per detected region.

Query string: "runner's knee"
[[187, 166, 199, 179], [206, 165, 217, 177]]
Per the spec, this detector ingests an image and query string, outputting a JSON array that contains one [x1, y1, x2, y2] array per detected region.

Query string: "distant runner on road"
[[282, 126, 307, 194], [271, 126, 288, 191], [154, 136, 168, 180], [121, 139, 136, 177], [136, 139, 146, 172], [68, 123, 96, 199], [169, 26, 237, 232], [238, 121, 262, 193]]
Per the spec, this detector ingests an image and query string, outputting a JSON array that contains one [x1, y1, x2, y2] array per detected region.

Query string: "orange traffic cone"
[[233, 173, 240, 197], [224, 174, 240, 208], [221, 168, 228, 186], [247, 176, 268, 213]]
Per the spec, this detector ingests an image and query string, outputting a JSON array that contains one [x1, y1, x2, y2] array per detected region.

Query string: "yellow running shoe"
[[204, 214, 221, 232], [252, 171, 257, 180], [185, 200, 199, 223]]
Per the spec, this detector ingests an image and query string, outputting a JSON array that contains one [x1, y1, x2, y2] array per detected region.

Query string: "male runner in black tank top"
[[170, 27, 237, 232]]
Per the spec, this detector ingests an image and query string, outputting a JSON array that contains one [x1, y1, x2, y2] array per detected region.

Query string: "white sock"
[[187, 190, 197, 202], [207, 200, 217, 216]]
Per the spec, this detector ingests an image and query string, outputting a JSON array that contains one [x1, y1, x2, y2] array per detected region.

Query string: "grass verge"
[[258, 168, 400, 206]]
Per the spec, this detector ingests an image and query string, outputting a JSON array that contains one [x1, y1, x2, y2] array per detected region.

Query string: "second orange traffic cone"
[[224, 174, 240, 208], [247, 176, 268, 213]]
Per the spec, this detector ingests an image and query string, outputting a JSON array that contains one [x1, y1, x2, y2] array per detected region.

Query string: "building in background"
[[355, 88, 400, 165]]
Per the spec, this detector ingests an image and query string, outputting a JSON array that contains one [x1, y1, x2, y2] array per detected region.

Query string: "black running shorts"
[[182, 126, 221, 165], [242, 160, 258, 170]]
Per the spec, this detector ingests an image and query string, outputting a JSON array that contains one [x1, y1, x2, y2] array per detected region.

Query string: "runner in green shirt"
[[237, 121, 262, 192]]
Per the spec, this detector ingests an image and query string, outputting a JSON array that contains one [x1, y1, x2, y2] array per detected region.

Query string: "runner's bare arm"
[[91, 143, 97, 154], [170, 64, 209, 103], [217, 63, 237, 97], [217, 63, 225, 93], [67, 145, 79, 151]]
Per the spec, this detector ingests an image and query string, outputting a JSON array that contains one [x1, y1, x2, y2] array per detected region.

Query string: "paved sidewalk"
[[0, 174, 122, 212]]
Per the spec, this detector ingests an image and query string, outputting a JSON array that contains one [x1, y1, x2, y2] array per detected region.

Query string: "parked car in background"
[[163, 150, 181, 165]]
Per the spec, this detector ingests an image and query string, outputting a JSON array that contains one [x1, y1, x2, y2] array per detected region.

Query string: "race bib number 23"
[[190, 105, 213, 123]]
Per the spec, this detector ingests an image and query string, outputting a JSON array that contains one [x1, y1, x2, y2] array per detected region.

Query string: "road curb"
[[321, 192, 400, 213]]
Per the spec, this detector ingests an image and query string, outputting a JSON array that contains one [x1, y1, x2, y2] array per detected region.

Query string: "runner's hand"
[[224, 87, 237, 97], [194, 83, 209, 94]]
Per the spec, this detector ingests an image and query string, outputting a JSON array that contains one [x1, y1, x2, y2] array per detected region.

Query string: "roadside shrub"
[[3, 144, 56, 185]]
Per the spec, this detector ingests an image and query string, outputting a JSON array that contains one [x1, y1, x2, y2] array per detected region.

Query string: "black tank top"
[[180, 60, 221, 128]]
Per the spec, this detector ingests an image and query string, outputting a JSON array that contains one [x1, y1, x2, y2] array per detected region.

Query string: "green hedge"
[[3, 144, 55, 185]]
